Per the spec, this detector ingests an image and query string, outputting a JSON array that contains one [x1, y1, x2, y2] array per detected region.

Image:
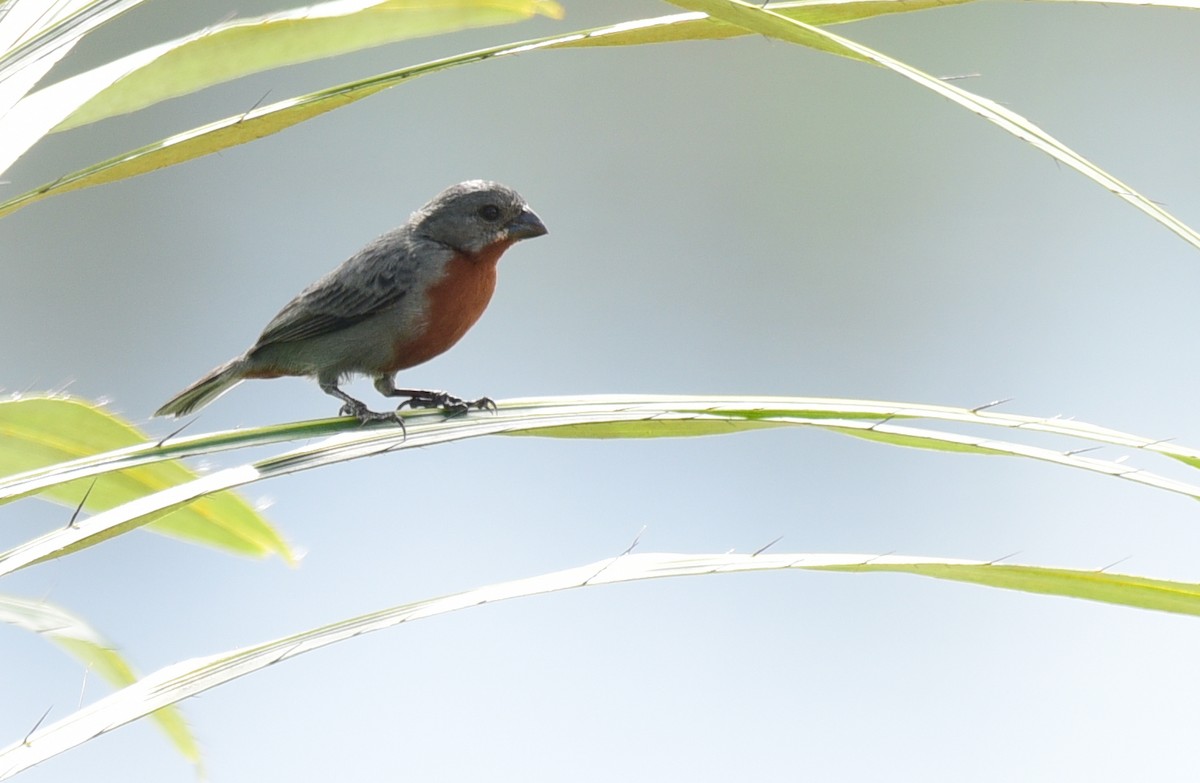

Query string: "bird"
[[155, 180, 547, 423]]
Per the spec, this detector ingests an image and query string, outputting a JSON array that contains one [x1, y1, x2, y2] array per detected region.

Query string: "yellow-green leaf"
[[8, 395, 1200, 577], [0, 397, 292, 561], [52, 0, 564, 133], [668, 0, 1200, 250], [3, 551, 1198, 777], [816, 560, 1200, 617], [831, 425, 1010, 454], [0, 0, 561, 177], [0, 2, 941, 219], [0, 593, 199, 766], [0, 0, 149, 118]]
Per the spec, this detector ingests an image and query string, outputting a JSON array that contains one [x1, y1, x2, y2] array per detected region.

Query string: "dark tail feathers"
[[155, 358, 246, 417]]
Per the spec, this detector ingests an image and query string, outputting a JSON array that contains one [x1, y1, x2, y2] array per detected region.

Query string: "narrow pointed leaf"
[[668, 0, 1200, 250], [0, 0, 151, 133], [51, 0, 564, 133], [0, 2, 974, 218], [544, 0, 969, 49], [5, 0, 1200, 255], [0, 594, 198, 765], [0, 0, 560, 176], [5, 397, 1199, 576], [0, 398, 292, 561], [1, 551, 1196, 778], [6, 396, 1199, 508]]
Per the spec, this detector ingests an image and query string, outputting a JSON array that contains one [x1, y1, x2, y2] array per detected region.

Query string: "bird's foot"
[[338, 400, 406, 430], [398, 391, 495, 417]]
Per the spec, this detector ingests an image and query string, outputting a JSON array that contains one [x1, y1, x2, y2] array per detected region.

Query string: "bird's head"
[[414, 180, 547, 255]]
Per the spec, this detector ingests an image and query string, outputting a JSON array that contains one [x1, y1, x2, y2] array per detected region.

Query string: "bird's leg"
[[320, 379, 404, 426], [373, 375, 496, 417]]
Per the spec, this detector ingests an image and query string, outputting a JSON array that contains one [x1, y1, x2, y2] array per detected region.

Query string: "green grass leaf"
[[544, 0, 968, 49], [0, 0, 561, 177], [0, 0, 150, 120], [8, 0, 1197, 257], [2, 550, 1195, 777], [0, 397, 292, 561], [52, 0, 564, 133], [813, 558, 1200, 616], [668, 0, 1200, 251], [4, 395, 1198, 575], [0, 3, 894, 217], [0, 593, 199, 767]]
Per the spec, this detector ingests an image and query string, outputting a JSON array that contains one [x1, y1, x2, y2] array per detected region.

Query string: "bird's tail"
[[155, 358, 246, 417]]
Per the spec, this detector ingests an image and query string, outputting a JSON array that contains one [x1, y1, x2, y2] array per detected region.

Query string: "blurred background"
[[5, 1, 1200, 780]]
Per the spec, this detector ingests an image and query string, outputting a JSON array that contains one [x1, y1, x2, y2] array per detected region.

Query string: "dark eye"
[[478, 204, 502, 221]]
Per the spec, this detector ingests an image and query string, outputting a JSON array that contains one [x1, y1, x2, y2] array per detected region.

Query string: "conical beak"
[[507, 207, 548, 240]]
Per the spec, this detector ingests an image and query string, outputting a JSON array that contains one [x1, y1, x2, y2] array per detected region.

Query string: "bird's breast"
[[388, 242, 510, 371]]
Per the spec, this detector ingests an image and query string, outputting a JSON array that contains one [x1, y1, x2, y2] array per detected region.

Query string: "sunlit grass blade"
[[514, 410, 1200, 498], [811, 557, 1200, 615], [5, 396, 1200, 576], [668, 0, 1200, 251], [0, 0, 140, 60], [0, 0, 991, 219], [49, 0, 563, 133], [2, 550, 1196, 778], [5, 0, 1199, 254], [0, 0, 560, 177], [0, 0, 150, 131], [0, 47, 478, 218], [546, 0, 969, 49], [6, 396, 1198, 507], [0, 398, 292, 561], [0, 593, 198, 766]]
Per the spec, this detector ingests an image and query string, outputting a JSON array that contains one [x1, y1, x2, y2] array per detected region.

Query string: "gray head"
[[412, 180, 547, 254]]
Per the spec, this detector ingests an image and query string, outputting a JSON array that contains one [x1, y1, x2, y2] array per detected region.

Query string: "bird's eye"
[[478, 204, 502, 222]]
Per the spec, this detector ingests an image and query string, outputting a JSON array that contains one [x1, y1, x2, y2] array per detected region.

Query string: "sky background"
[[5, 1, 1200, 780]]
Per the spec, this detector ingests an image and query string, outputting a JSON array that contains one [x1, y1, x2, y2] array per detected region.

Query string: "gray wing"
[[251, 228, 421, 349]]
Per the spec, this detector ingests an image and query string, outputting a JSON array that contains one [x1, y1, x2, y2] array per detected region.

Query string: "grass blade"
[[0, 0, 150, 136], [7, 396, 1197, 505], [0, 398, 292, 561], [2, 550, 1195, 778], [4, 396, 1199, 576], [0, 0, 1000, 218], [51, 0, 564, 133], [668, 0, 1200, 251], [0, 0, 560, 176], [0, 593, 198, 766]]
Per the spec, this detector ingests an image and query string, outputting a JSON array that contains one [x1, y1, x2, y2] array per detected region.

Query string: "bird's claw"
[[398, 392, 495, 417], [338, 400, 406, 430]]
